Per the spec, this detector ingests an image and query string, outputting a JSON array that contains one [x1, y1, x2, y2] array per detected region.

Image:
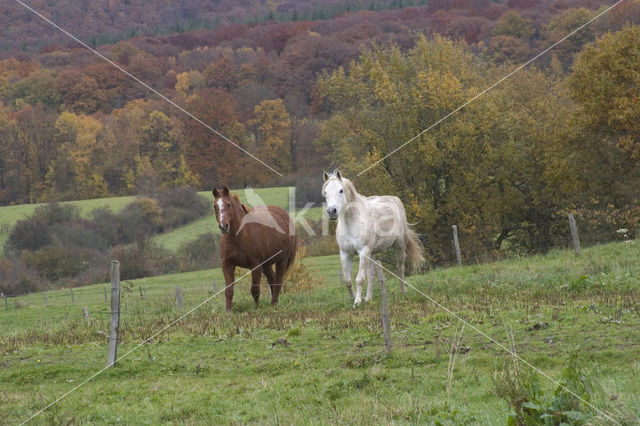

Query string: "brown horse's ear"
[[241, 203, 249, 213], [335, 169, 342, 180], [222, 186, 229, 196], [212, 188, 220, 199], [323, 171, 329, 182]]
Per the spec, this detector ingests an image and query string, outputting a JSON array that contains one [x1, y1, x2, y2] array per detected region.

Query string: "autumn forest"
[[1, 0, 639, 278]]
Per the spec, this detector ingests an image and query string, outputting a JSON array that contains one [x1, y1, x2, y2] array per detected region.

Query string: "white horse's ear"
[[323, 171, 329, 182], [335, 170, 342, 180]]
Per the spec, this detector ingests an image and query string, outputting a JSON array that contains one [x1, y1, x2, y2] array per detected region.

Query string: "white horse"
[[322, 170, 424, 306]]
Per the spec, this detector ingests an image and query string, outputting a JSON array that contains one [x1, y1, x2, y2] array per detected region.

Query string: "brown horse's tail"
[[406, 226, 425, 272], [285, 213, 297, 273]]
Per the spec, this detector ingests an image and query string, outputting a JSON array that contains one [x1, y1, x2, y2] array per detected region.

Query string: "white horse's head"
[[322, 169, 356, 220]]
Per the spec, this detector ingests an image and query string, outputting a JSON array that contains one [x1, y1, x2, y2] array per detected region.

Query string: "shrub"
[[6, 203, 83, 255], [50, 220, 109, 251], [33, 202, 79, 225], [90, 207, 122, 246], [177, 232, 221, 272], [494, 354, 600, 425], [156, 186, 209, 214], [156, 186, 210, 230], [0, 257, 46, 295], [110, 241, 178, 280], [283, 246, 324, 293], [21, 244, 95, 281], [116, 197, 164, 244], [5, 218, 51, 254]]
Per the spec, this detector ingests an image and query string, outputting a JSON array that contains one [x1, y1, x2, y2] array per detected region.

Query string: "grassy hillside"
[[0, 187, 324, 253], [1, 241, 639, 424], [0, 195, 136, 251]]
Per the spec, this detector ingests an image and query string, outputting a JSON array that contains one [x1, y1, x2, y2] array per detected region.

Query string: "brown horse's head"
[[212, 187, 248, 234]]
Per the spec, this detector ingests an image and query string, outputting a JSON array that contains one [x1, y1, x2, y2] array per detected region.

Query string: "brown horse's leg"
[[272, 260, 286, 305], [251, 266, 262, 306], [262, 265, 276, 297], [222, 260, 236, 311]]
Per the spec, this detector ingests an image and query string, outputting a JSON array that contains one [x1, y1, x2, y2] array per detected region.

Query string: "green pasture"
[[1, 241, 639, 424]]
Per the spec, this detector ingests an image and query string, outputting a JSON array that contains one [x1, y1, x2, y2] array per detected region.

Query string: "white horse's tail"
[[406, 226, 425, 272]]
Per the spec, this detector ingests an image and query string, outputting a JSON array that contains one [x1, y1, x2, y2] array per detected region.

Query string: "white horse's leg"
[[365, 253, 376, 302], [340, 250, 354, 300], [396, 243, 407, 293], [354, 247, 370, 306]]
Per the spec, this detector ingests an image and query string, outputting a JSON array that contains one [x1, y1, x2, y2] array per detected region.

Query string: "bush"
[[116, 197, 164, 244], [21, 244, 97, 281], [177, 232, 221, 272], [5, 203, 84, 255], [50, 220, 110, 251], [0, 257, 46, 295], [33, 202, 79, 225], [156, 186, 210, 230], [156, 186, 209, 213], [5, 218, 51, 254], [111, 241, 178, 280], [90, 207, 122, 247], [495, 354, 600, 425], [283, 246, 324, 293]]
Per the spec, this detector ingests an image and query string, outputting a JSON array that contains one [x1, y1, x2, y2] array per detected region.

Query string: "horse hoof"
[[353, 300, 362, 307]]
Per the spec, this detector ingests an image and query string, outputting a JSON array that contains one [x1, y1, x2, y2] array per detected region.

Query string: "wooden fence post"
[[212, 279, 216, 292], [70, 288, 75, 304], [452, 225, 462, 266], [44, 291, 48, 307], [376, 261, 392, 354], [175, 286, 183, 307], [82, 306, 90, 325], [3, 295, 7, 310], [568, 213, 581, 255], [139, 286, 144, 299], [107, 260, 121, 368], [104, 286, 107, 303]]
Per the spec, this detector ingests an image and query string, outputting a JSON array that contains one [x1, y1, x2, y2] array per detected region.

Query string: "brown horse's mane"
[[228, 193, 250, 214]]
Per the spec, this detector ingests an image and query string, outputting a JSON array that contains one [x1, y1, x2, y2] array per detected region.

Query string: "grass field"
[[0, 187, 324, 253], [1, 241, 639, 424]]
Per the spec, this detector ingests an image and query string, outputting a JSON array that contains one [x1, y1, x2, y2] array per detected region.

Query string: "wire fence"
[[1, 212, 636, 316]]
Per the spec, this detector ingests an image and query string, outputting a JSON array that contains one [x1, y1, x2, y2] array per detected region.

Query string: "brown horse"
[[212, 187, 297, 311]]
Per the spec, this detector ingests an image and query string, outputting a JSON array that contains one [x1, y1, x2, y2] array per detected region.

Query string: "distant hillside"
[[2, 0, 430, 56]]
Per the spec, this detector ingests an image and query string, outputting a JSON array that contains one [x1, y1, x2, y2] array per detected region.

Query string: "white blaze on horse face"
[[216, 198, 227, 224], [323, 179, 346, 219]]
